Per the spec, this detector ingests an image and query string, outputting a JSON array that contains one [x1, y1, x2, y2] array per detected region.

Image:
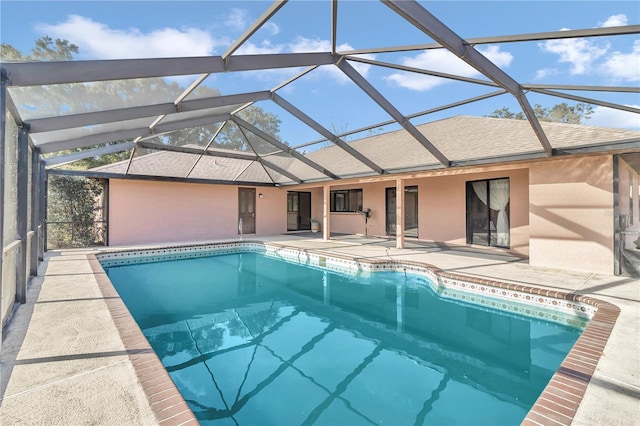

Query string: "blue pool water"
[[104, 252, 582, 425]]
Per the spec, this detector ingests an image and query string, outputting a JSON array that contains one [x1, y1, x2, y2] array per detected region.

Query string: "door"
[[615, 154, 640, 277], [238, 188, 256, 234], [299, 192, 311, 230], [287, 191, 311, 231], [386, 186, 418, 237], [466, 178, 510, 247], [386, 187, 397, 236], [405, 187, 419, 238]]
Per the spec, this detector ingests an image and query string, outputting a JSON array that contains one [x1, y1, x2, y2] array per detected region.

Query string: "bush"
[[47, 176, 105, 248]]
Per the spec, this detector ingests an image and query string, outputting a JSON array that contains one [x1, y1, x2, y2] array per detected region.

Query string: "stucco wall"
[[420, 169, 530, 255], [322, 169, 529, 256], [108, 179, 286, 246], [108, 155, 618, 274], [529, 155, 614, 275]]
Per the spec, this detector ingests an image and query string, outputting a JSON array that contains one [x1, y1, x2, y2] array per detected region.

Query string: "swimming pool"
[[101, 244, 591, 425]]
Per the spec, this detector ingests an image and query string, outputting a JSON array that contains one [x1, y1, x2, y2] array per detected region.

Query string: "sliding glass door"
[[385, 186, 418, 238], [466, 178, 510, 248], [287, 192, 311, 231]]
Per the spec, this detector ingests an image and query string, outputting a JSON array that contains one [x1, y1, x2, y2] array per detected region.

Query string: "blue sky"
[[1, 1, 639, 147]]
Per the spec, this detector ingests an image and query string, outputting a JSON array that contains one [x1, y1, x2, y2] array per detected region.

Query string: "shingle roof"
[[92, 115, 640, 184]]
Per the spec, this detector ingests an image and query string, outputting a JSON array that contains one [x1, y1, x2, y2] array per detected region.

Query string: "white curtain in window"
[[490, 179, 510, 246], [472, 179, 510, 246]]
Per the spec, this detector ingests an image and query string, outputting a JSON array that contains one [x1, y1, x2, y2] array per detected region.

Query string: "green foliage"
[[47, 176, 105, 248], [73, 149, 132, 169], [167, 105, 284, 154], [6, 36, 287, 247], [32, 36, 79, 61], [1, 36, 79, 62], [487, 102, 593, 124], [0, 44, 24, 61], [488, 107, 526, 120], [3, 36, 285, 165]]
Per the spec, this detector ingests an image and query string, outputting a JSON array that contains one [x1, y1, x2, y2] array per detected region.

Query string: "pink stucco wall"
[[323, 182, 386, 236], [324, 169, 529, 256], [529, 155, 614, 275], [108, 155, 620, 274], [108, 179, 286, 246]]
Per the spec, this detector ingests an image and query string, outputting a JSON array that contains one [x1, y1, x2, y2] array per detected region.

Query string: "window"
[[330, 189, 363, 212], [466, 178, 510, 248]]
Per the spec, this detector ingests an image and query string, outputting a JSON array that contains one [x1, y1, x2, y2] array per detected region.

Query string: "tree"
[[487, 102, 593, 124], [3, 37, 285, 247], [46, 175, 105, 248], [171, 105, 283, 154], [1, 36, 79, 61], [2, 37, 285, 167]]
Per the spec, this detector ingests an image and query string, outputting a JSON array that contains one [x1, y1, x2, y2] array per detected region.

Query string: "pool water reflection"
[[105, 252, 582, 425]]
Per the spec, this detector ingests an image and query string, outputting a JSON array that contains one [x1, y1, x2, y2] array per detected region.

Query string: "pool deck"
[[1, 234, 638, 425]]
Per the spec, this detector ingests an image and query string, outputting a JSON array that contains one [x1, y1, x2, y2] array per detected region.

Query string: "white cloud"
[[482, 45, 514, 65], [539, 15, 634, 78], [236, 37, 373, 83], [291, 38, 372, 80], [35, 15, 226, 59], [237, 36, 341, 55], [263, 22, 280, 36], [226, 8, 249, 31], [539, 30, 609, 75], [600, 14, 628, 28], [600, 40, 640, 81], [223, 8, 278, 36], [34, 14, 366, 86], [236, 40, 283, 55], [290, 37, 331, 52], [535, 68, 559, 80], [385, 45, 513, 91], [588, 105, 640, 129]]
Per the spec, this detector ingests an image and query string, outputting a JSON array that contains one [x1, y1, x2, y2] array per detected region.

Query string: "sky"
[[1, 0, 639, 147]]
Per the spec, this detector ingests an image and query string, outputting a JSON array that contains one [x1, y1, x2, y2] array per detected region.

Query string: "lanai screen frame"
[[1, 0, 639, 334], [2, 1, 639, 184]]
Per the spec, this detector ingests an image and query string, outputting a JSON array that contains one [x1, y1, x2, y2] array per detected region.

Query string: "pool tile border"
[[90, 240, 620, 426], [259, 244, 595, 327], [88, 255, 199, 426]]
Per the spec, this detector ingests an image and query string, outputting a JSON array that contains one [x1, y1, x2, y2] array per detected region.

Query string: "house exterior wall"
[[417, 169, 530, 256], [529, 155, 614, 275], [325, 169, 529, 256], [108, 179, 286, 246], [107, 155, 620, 275], [328, 182, 387, 236]]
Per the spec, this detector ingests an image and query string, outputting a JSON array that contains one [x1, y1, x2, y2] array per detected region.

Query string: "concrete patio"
[[1, 234, 638, 425]]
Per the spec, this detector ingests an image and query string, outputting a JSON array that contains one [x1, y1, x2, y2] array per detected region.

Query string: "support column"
[[16, 127, 29, 304], [613, 155, 621, 276], [39, 162, 46, 259], [30, 149, 40, 276], [396, 178, 405, 249], [323, 184, 331, 241], [0, 68, 8, 331]]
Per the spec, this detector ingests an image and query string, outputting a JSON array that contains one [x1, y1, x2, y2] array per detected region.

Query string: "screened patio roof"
[[2, 0, 639, 186]]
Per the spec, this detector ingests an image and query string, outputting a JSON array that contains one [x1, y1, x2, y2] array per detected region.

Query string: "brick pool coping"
[[88, 255, 198, 426], [88, 241, 620, 426]]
